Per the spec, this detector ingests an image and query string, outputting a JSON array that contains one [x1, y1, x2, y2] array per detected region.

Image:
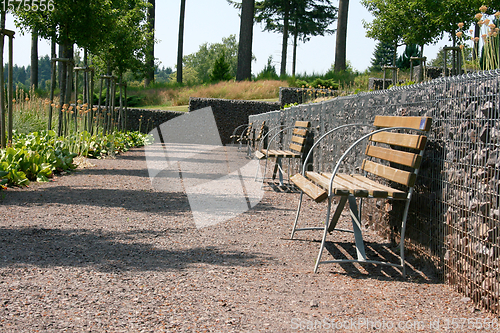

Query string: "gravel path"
[[0, 145, 497, 332]]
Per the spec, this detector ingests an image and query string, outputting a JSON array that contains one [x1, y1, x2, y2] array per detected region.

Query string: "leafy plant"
[[0, 170, 7, 190]]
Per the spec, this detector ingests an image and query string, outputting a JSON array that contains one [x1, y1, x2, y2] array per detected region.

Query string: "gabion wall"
[[127, 108, 184, 134], [189, 98, 280, 145], [250, 70, 500, 315]]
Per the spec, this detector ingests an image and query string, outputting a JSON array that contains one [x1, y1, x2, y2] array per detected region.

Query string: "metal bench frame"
[[290, 116, 432, 277], [255, 121, 311, 186]]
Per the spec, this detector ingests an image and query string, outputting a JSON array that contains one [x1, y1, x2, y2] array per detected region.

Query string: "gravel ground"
[[0, 145, 498, 332]]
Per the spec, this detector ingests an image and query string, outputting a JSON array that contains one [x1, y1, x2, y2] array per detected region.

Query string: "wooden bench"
[[251, 120, 267, 150], [290, 115, 432, 277], [229, 122, 253, 149], [255, 120, 311, 186]]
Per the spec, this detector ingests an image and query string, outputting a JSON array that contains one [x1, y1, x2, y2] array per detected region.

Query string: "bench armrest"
[[257, 124, 296, 156], [327, 126, 429, 196], [230, 123, 251, 144], [300, 123, 372, 175]]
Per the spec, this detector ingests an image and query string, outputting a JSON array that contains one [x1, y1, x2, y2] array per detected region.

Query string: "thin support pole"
[[0, 34, 5, 148], [7, 34, 12, 145]]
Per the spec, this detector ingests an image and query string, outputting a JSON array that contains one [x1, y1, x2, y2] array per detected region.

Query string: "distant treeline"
[[6, 55, 52, 90], [6, 55, 173, 90]]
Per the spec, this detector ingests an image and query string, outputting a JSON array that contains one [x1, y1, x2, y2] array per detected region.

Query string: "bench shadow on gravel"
[[0, 227, 272, 272], [319, 241, 441, 283]]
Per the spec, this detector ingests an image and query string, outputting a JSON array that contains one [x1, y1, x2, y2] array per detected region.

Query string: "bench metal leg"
[[348, 196, 367, 261], [272, 157, 284, 186], [315, 195, 368, 273], [291, 191, 304, 239], [399, 198, 411, 278], [314, 197, 335, 273]]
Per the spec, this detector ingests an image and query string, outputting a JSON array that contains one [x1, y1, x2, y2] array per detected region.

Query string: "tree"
[[144, 0, 155, 87], [30, 28, 38, 89], [334, 0, 348, 72], [256, 55, 279, 80], [15, 0, 151, 134], [369, 41, 396, 71], [183, 35, 239, 83], [428, 45, 473, 68], [362, 0, 406, 64], [210, 51, 233, 82], [236, 0, 255, 81], [396, 44, 420, 69], [290, 0, 336, 75], [255, 0, 336, 76], [177, 0, 186, 83]]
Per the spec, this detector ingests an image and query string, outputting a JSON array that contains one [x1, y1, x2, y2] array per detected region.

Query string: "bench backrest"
[[289, 121, 311, 154], [363, 116, 432, 187], [255, 121, 266, 141], [241, 122, 253, 140]]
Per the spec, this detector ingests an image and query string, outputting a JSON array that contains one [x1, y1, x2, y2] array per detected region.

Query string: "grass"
[[128, 80, 287, 109]]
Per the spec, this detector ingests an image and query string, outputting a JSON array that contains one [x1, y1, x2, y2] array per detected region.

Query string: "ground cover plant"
[[0, 130, 152, 188]]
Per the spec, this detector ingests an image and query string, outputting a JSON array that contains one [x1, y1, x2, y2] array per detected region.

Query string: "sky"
[[5, 0, 454, 75]]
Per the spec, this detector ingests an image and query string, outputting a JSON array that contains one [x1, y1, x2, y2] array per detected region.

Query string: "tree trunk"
[[177, 0, 186, 83], [58, 43, 64, 90], [145, 0, 155, 87], [58, 42, 67, 136], [0, 9, 5, 148], [236, 0, 255, 81], [30, 29, 38, 89], [48, 38, 56, 131], [280, 1, 290, 77], [334, 0, 349, 72], [292, 25, 298, 77]]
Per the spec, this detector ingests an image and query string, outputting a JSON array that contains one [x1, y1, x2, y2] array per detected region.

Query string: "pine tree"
[[396, 44, 420, 69], [369, 41, 395, 71], [210, 52, 233, 82]]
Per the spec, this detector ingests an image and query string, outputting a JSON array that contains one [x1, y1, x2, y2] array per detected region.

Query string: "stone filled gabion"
[[251, 71, 500, 316], [127, 108, 184, 134], [189, 98, 280, 145]]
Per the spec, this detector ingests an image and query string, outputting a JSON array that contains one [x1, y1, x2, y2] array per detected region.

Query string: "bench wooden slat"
[[277, 150, 298, 157], [293, 128, 308, 137], [255, 122, 266, 140], [291, 136, 306, 145], [289, 143, 305, 153], [255, 150, 265, 159], [362, 159, 416, 187], [261, 149, 300, 158], [351, 175, 407, 199], [365, 145, 422, 168], [320, 173, 370, 197], [290, 174, 328, 202], [294, 121, 311, 128], [373, 116, 432, 131], [370, 132, 427, 150], [306, 172, 350, 196], [334, 174, 389, 198]]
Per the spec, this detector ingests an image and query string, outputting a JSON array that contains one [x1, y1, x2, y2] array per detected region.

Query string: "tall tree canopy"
[[255, 0, 336, 76], [362, 0, 499, 65], [369, 41, 396, 71], [14, 0, 152, 77]]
